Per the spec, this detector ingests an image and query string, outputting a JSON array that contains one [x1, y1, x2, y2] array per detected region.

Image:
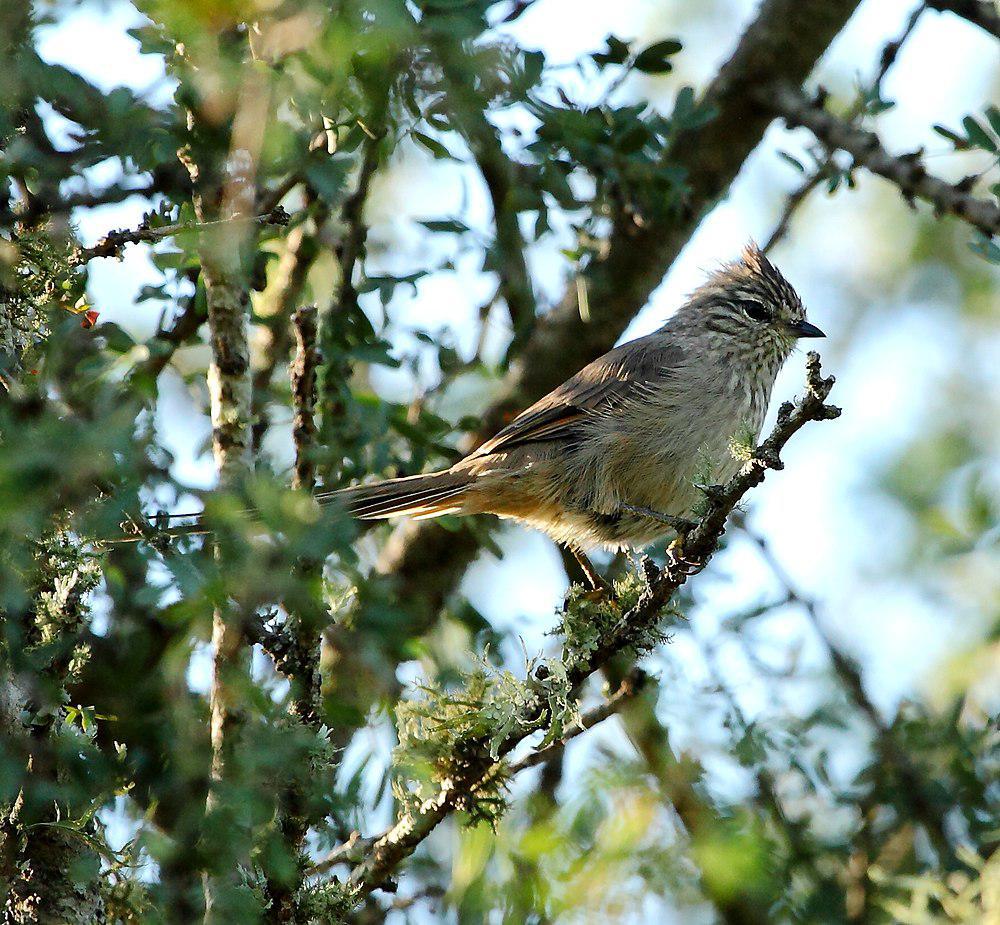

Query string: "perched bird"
[[315, 243, 824, 584]]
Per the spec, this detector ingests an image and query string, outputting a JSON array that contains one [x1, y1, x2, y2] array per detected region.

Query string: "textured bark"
[[1, 819, 106, 925], [773, 84, 1000, 235], [184, 126, 256, 922]]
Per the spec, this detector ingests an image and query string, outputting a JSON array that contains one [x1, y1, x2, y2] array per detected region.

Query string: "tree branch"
[[771, 84, 1000, 236], [344, 353, 840, 902], [507, 669, 647, 774], [436, 44, 537, 354], [129, 267, 204, 386], [290, 305, 320, 495], [181, 92, 258, 916], [72, 206, 289, 266]]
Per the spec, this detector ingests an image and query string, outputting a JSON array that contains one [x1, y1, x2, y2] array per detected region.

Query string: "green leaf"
[[304, 157, 349, 202], [521, 49, 545, 88], [962, 115, 998, 153], [985, 105, 1000, 139], [634, 39, 682, 74], [591, 34, 631, 67], [777, 151, 805, 173], [417, 219, 470, 234], [932, 123, 969, 149], [412, 131, 456, 160]]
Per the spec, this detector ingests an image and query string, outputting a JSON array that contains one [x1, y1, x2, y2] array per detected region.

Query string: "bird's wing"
[[470, 334, 684, 457]]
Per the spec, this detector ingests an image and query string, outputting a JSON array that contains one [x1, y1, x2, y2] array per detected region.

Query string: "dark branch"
[[507, 669, 648, 774], [735, 516, 961, 862], [290, 305, 320, 493], [72, 207, 290, 265], [129, 268, 205, 385], [772, 84, 1000, 236], [436, 46, 537, 354]]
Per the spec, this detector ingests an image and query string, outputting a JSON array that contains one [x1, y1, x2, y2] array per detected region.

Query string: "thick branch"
[[345, 353, 840, 901], [182, 102, 257, 917], [772, 84, 1000, 236]]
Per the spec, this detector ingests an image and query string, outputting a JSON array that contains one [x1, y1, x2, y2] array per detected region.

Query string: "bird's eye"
[[738, 300, 770, 322]]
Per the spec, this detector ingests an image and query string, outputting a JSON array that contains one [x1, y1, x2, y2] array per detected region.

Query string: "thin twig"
[[260, 307, 323, 917], [250, 196, 325, 454], [290, 305, 320, 493], [507, 670, 647, 774], [129, 268, 204, 384], [71, 206, 290, 265], [734, 514, 960, 862]]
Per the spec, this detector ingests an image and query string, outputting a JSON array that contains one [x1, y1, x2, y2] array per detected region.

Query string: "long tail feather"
[[319, 470, 474, 520], [103, 470, 473, 546]]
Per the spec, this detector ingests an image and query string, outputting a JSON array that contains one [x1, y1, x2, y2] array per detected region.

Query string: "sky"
[[30, 1, 1000, 911]]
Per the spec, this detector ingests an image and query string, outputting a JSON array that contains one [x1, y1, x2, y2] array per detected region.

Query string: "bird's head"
[[687, 243, 824, 359]]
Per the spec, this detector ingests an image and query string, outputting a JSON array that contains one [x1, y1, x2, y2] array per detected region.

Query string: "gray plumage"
[[324, 243, 823, 554]]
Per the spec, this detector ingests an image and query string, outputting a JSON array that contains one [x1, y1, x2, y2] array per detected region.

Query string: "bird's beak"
[[786, 319, 825, 338]]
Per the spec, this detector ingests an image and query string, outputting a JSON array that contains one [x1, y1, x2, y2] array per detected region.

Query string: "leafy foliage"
[[0, 0, 997, 922]]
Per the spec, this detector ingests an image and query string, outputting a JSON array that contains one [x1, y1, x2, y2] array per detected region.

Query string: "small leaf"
[[777, 151, 805, 173], [932, 123, 969, 149], [591, 34, 631, 67], [304, 157, 349, 202], [634, 39, 683, 74], [985, 105, 1000, 139], [412, 131, 455, 160], [417, 218, 470, 234], [521, 49, 544, 87], [962, 115, 998, 153]]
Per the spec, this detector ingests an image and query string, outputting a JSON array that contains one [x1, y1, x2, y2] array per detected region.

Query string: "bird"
[[313, 243, 824, 585]]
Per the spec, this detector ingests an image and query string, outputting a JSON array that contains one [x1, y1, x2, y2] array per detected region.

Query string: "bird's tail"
[[103, 469, 475, 546], [315, 469, 475, 521]]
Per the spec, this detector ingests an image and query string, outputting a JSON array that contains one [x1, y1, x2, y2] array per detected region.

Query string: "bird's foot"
[[569, 546, 609, 596], [665, 538, 703, 576]]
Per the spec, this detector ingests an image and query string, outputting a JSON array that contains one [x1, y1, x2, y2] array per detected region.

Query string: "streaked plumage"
[[320, 243, 823, 553]]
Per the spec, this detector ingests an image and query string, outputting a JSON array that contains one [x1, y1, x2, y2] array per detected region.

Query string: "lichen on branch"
[[342, 351, 840, 903]]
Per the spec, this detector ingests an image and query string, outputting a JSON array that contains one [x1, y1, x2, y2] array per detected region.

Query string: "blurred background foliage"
[[0, 0, 998, 921]]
